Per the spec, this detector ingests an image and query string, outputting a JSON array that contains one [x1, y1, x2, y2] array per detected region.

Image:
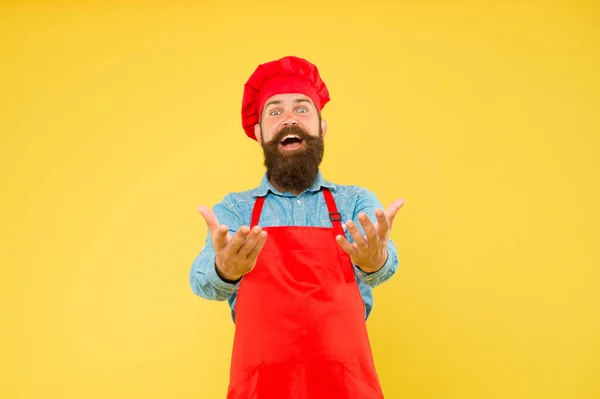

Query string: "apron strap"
[[322, 188, 345, 237], [250, 196, 266, 228], [323, 188, 356, 282], [250, 188, 344, 238]]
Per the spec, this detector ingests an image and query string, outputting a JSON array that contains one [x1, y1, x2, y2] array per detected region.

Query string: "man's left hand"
[[335, 199, 405, 273]]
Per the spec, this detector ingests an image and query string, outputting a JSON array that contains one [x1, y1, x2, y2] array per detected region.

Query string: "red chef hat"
[[241, 56, 330, 140]]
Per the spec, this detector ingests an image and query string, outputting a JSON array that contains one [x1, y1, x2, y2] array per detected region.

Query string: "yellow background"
[[1, 1, 599, 398]]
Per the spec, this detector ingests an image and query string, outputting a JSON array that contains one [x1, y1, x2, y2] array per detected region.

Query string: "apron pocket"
[[233, 361, 382, 399]]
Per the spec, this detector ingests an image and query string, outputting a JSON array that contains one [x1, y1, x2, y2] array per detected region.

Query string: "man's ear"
[[321, 119, 328, 138], [254, 124, 262, 143]]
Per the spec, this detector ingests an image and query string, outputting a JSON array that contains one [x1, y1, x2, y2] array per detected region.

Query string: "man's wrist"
[[356, 250, 389, 274], [214, 260, 242, 284]]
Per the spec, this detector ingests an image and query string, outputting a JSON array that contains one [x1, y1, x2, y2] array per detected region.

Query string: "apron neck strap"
[[322, 188, 344, 236], [250, 188, 344, 236], [250, 196, 266, 228]]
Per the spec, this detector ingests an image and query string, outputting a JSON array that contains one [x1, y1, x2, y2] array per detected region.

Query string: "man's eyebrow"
[[264, 100, 283, 109], [294, 99, 312, 105], [263, 98, 313, 113]]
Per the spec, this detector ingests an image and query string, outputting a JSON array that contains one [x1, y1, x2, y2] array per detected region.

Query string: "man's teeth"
[[281, 134, 301, 142]]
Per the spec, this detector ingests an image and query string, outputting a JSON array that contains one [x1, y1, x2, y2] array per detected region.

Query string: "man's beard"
[[261, 124, 324, 193]]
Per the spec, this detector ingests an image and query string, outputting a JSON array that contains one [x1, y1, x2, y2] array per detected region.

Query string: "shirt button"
[[296, 199, 301, 204]]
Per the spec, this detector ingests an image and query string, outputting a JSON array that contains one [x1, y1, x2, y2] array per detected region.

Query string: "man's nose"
[[281, 111, 298, 126]]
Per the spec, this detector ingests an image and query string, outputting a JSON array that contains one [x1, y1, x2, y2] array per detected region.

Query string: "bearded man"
[[190, 56, 405, 399]]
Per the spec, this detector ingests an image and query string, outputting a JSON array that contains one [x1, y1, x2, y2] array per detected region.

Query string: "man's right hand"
[[198, 206, 268, 282]]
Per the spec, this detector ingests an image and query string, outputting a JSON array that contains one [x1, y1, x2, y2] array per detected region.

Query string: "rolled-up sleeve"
[[354, 242, 399, 288]]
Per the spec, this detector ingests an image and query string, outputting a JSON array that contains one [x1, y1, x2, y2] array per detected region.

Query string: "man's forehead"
[[264, 93, 314, 107]]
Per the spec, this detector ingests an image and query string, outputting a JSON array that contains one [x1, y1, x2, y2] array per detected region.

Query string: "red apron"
[[226, 188, 384, 399]]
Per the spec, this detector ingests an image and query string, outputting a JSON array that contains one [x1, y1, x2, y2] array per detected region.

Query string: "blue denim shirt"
[[190, 171, 399, 322]]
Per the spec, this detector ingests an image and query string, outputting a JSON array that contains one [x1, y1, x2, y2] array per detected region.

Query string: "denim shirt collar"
[[251, 170, 336, 198]]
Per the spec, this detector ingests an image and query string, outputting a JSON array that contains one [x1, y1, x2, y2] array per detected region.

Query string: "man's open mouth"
[[280, 134, 305, 150]]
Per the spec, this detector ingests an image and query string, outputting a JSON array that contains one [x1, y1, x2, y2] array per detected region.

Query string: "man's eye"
[[297, 108, 308, 113], [270, 110, 281, 116]]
